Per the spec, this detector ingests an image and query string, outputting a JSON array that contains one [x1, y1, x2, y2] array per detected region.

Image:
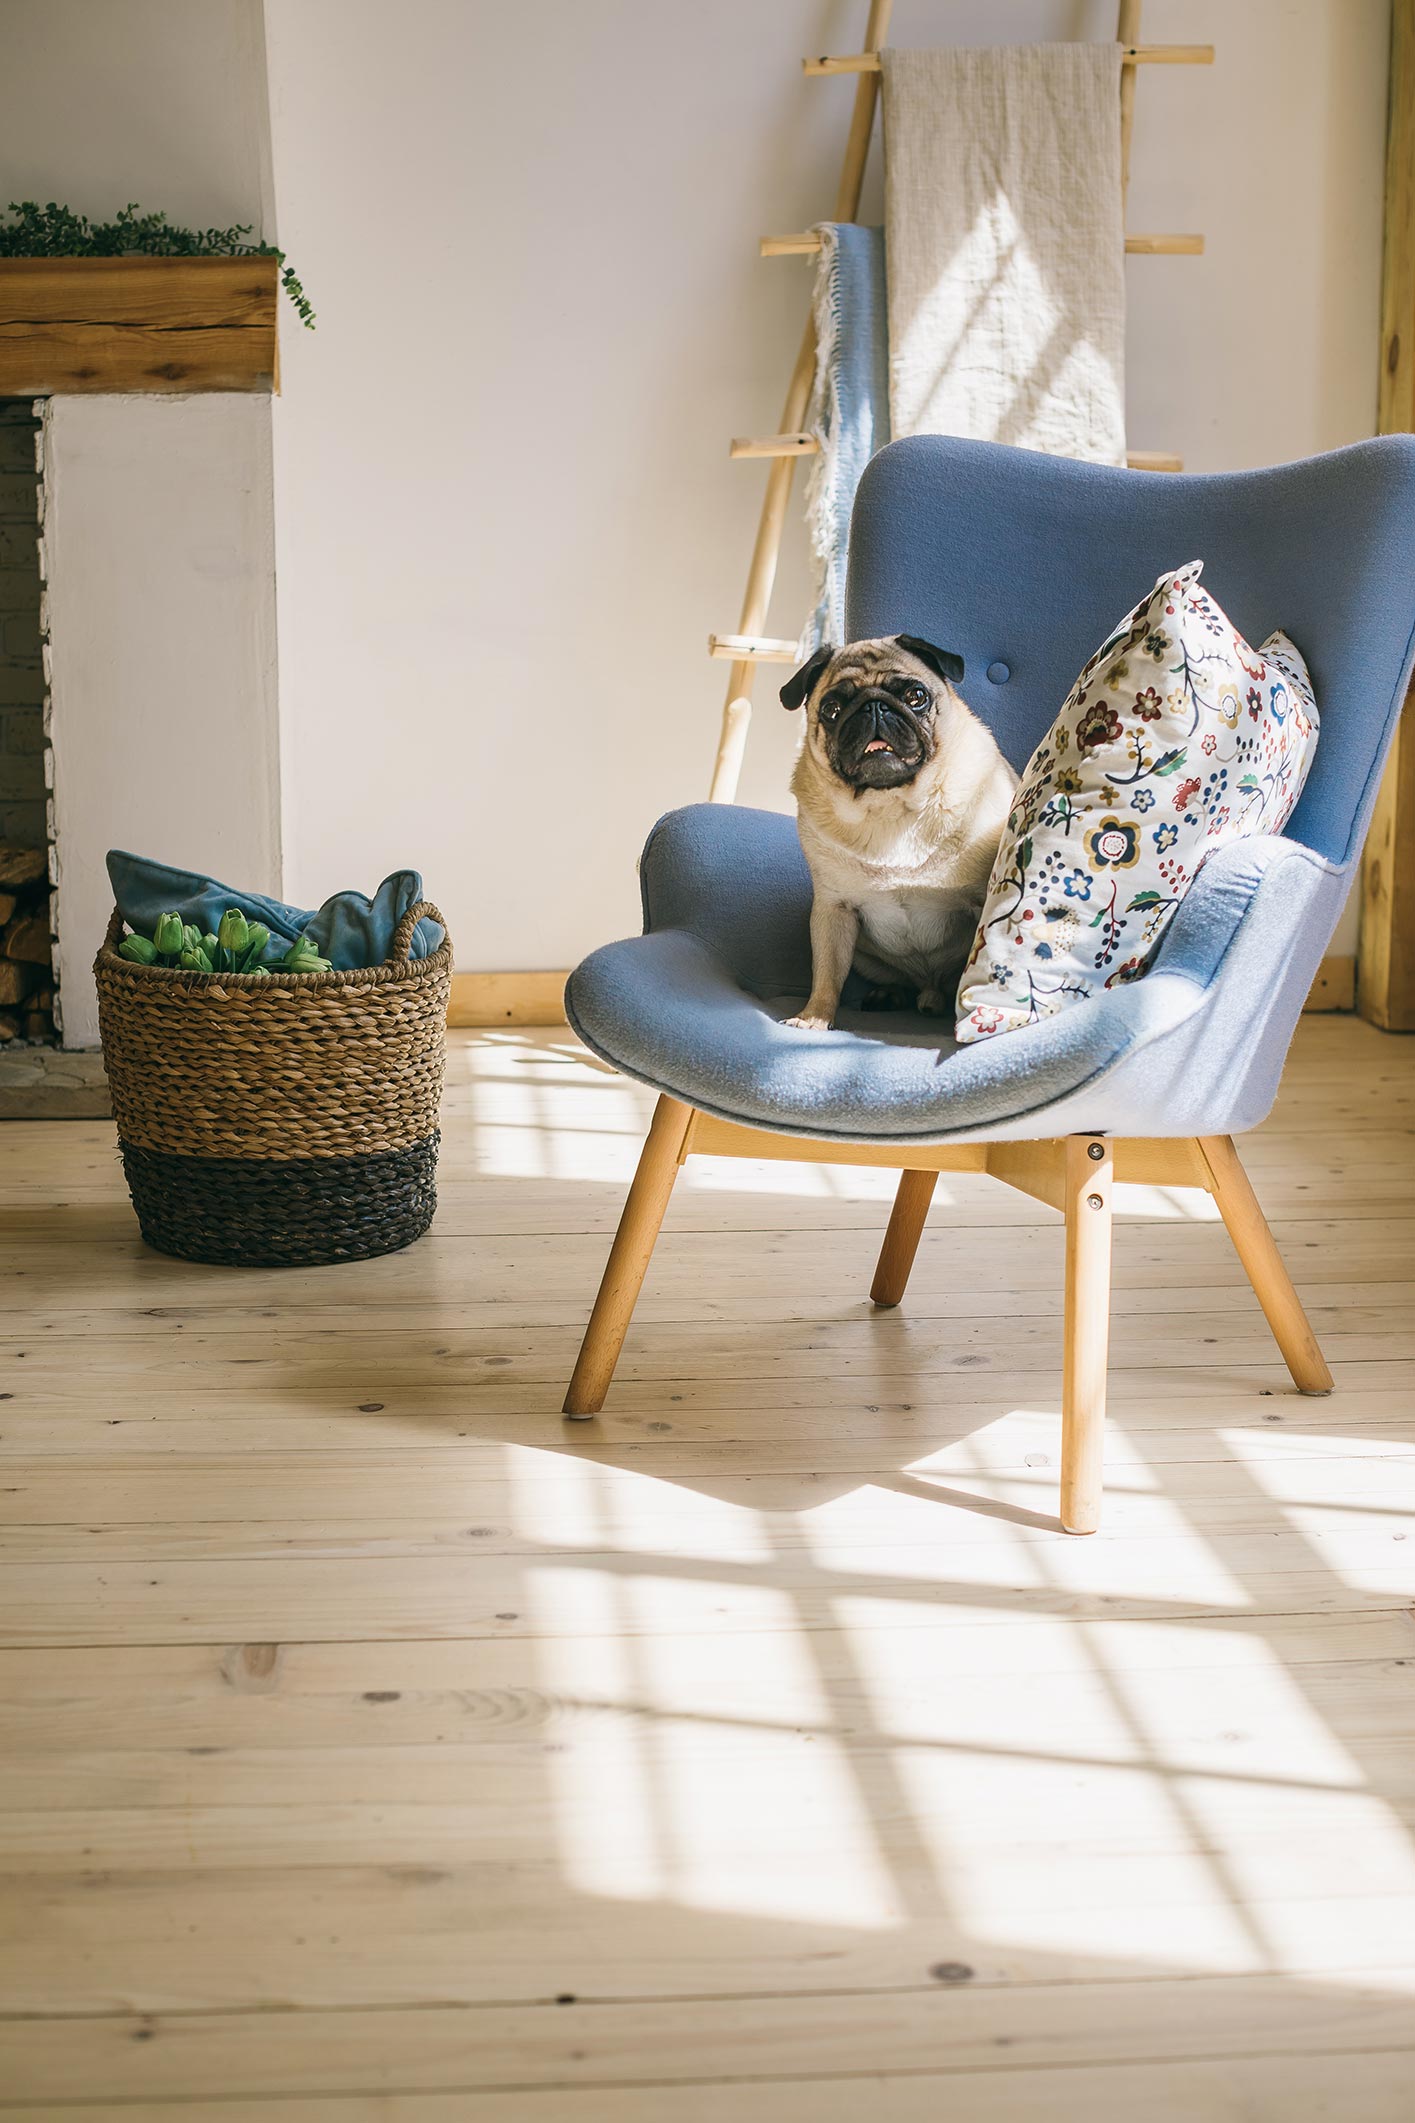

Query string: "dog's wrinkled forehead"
[[780, 634, 965, 712], [824, 641, 908, 690]]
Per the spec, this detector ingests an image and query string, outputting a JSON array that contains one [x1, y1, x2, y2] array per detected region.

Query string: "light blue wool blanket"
[[803, 222, 889, 650]]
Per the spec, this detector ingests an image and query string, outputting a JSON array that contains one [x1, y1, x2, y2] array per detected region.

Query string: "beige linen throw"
[[882, 43, 1127, 464]]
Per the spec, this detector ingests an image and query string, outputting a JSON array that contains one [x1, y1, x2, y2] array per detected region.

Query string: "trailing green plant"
[[0, 200, 314, 327], [118, 908, 333, 975]]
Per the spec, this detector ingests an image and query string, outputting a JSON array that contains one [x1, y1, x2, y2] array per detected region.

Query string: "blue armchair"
[[562, 435, 1415, 1531]]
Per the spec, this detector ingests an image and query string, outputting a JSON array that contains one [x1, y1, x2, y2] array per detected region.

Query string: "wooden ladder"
[[707, 0, 1213, 804]]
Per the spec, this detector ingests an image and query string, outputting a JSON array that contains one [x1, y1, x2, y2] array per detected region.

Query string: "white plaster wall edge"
[[46, 393, 281, 1048]]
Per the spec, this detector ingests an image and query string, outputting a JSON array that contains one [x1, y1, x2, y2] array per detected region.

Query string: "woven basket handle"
[[388, 899, 448, 966], [103, 904, 126, 954]]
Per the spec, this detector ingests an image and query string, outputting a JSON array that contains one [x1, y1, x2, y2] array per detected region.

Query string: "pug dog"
[[780, 635, 1018, 1029]]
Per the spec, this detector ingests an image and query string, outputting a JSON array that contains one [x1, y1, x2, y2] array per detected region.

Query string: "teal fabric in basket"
[[106, 851, 445, 969]]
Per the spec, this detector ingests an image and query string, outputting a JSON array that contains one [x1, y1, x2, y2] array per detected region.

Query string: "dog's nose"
[[858, 698, 899, 754]]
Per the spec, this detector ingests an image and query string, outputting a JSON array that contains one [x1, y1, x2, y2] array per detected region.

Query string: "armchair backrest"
[[846, 434, 1415, 868]]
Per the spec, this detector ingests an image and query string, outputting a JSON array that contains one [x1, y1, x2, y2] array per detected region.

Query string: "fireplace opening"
[[0, 396, 56, 1048]]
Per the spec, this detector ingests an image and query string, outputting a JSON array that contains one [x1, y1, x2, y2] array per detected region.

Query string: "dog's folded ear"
[[895, 635, 965, 687], [780, 646, 833, 711]]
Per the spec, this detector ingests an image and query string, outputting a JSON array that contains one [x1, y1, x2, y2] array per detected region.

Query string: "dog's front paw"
[[783, 1011, 832, 1031]]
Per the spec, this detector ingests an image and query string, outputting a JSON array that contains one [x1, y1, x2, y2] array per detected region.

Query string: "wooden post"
[[1360, 0, 1415, 1031], [708, 0, 893, 805], [1061, 1136, 1113, 1535], [1117, 0, 1143, 198]]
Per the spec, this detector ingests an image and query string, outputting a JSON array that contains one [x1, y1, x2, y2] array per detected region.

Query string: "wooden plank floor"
[[2, 1017, 1415, 2119]]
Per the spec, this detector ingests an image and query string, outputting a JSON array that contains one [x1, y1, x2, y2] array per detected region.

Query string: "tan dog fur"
[[784, 637, 1018, 1030]]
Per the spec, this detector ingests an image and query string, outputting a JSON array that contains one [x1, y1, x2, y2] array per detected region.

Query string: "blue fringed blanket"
[[804, 222, 889, 650], [107, 850, 445, 969]]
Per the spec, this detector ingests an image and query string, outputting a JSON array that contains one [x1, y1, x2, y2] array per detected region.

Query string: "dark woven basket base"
[[119, 1134, 440, 1268]]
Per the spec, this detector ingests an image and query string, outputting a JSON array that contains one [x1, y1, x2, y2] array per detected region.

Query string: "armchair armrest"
[[1147, 833, 1345, 992], [639, 803, 813, 998], [1034, 833, 1353, 1140]]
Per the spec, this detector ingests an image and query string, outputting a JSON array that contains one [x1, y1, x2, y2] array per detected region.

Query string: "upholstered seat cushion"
[[564, 801, 1344, 1145]]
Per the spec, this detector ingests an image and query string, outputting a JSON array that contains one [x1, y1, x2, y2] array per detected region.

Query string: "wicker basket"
[[95, 900, 453, 1267]]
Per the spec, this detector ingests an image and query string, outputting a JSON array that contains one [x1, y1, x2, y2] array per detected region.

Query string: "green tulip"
[[201, 932, 219, 956], [118, 933, 157, 965], [217, 908, 250, 958], [239, 922, 271, 972], [281, 933, 333, 974], [179, 946, 214, 973], [181, 924, 203, 955], [154, 912, 185, 959]]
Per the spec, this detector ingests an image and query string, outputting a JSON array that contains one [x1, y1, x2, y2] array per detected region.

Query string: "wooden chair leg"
[[563, 1095, 694, 1418], [1061, 1135, 1113, 1535], [871, 1169, 938, 1307], [1198, 1134, 1335, 1395]]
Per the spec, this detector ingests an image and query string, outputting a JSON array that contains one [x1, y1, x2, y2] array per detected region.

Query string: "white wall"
[[263, 0, 1388, 971], [0, 0, 280, 1044], [46, 396, 281, 1045], [0, 0, 272, 232], [1, 0, 1387, 1009]]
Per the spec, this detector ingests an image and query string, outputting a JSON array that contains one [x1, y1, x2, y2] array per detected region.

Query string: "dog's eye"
[[819, 693, 843, 721], [902, 683, 929, 709]]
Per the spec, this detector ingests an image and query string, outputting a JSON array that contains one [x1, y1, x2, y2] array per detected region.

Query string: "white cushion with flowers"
[[955, 560, 1319, 1043]]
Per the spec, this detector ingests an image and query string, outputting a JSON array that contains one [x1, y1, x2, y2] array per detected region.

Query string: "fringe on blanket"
[[802, 222, 890, 652]]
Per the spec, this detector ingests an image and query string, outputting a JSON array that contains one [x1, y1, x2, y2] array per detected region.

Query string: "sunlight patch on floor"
[[1117, 1182, 1223, 1221], [805, 1514, 1050, 1587], [679, 1157, 903, 1204], [646, 1719, 903, 1928], [1182, 1777, 1415, 1901], [525, 1564, 665, 1900], [1229, 1438, 1415, 1503], [527, 1562, 899, 1927], [1110, 1633, 1365, 1788], [905, 1417, 1163, 1488], [633, 1612, 834, 1731], [508, 1447, 774, 1565]]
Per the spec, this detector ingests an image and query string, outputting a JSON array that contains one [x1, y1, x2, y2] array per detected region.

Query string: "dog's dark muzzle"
[[833, 693, 928, 786]]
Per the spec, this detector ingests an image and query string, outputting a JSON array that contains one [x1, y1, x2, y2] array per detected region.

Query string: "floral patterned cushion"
[[955, 560, 1319, 1043]]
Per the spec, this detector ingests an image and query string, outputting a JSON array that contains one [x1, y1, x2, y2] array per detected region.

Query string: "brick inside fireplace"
[[0, 396, 56, 1045]]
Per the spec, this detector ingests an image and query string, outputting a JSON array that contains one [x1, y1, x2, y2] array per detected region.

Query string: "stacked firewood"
[[0, 844, 55, 1043]]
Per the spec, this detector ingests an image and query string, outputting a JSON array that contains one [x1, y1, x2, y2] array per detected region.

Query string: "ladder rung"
[[1122, 43, 1213, 63], [732, 439, 1180, 473], [761, 233, 824, 255], [804, 54, 882, 75], [731, 433, 821, 459], [1126, 233, 1204, 255], [765, 231, 1203, 258], [804, 45, 1213, 76], [709, 633, 802, 664]]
